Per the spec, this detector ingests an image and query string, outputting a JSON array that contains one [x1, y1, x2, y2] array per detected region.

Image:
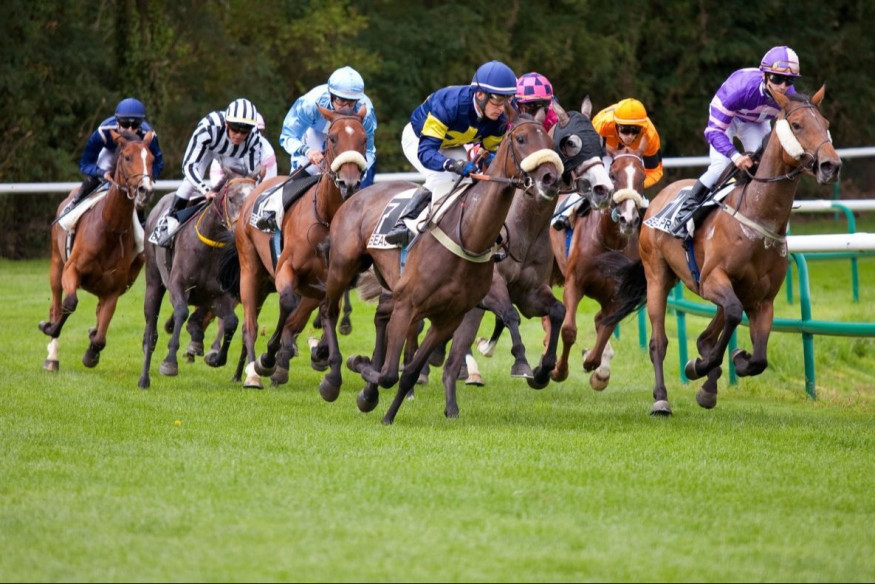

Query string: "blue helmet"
[[471, 61, 517, 95], [328, 66, 365, 101], [115, 97, 146, 119], [760, 46, 801, 77]]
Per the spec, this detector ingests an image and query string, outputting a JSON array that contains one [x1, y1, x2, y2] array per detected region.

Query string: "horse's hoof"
[[346, 354, 370, 372], [137, 377, 150, 389], [684, 359, 703, 381], [476, 337, 496, 358], [319, 379, 341, 402], [445, 406, 460, 419], [417, 371, 429, 385], [310, 356, 329, 372], [650, 400, 673, 416], [465, 373, 484, 387], [159, 361, 178, 376], [204, 351, 226, 368], [511, 362, 534, 379], [187, 341, 204, 357], [43, 359, 59, 372], [405, 388, 415, 400], [696, 389, 718, 409], [527, 377, 549, 390], [357, 390, 379, 413], [456, 365, 468, 380], [38, 321, 53, 336], [185, 353, 196, 364], [339, 322, 352, 335], [589, 371, 610, 392], [270, 367, 289, 386], [243, 378, 264, 390], [82, 352, 99, 368], [254, 355, 276, 376]]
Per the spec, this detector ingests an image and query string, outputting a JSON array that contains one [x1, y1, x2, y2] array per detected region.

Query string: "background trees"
[[2, 0, 873, 257]]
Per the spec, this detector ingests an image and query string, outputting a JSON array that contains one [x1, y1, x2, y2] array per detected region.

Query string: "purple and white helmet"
[[759, 46, 801, 77]]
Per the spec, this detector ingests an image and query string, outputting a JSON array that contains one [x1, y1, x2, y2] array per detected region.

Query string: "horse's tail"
[[597, 252, 647, 328], [356, 267, 382, 303], [218, 243, 241, 298]]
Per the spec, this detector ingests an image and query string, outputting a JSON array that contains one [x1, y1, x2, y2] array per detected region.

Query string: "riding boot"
[[670, 180, 710, 239], [551, 193, 583, 231], [62, 175, 101, 215], [149, 194, 187, 248], [384, 186, 432, 247]]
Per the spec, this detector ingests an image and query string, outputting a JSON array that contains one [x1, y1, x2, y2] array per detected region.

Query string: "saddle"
[[250, 175, 320, 231]]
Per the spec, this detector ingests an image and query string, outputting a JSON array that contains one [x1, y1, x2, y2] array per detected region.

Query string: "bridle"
[[109, 144, 152, 201], [744, 102, 830, 183], [195, 178, 251, 248], [319, 114, 368, 190]]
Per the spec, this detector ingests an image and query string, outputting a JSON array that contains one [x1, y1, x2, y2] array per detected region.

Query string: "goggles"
[[768, 73, 795, 86], [227, 122, 254, 135], [517, 100, 551, 114], [117, 118, 142, 130], [617, 124, 642, 136]]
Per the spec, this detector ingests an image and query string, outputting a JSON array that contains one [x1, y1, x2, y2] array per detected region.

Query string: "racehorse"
[[317, 106, 563, 424], [437, 97, 614, 401], [547, 144, 647, 391], [221, 105, 368, 389], [39, 130, 155, 371], [604, 86, 841, 415], [138, 172, 258, 389]]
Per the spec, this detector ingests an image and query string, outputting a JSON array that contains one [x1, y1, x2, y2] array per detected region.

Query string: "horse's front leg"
[[583, 306, 619, 390], [339, 287, 354, 335], [551, 279, 583, 383], [732, 302, 774, 378], [258, 282, 300, 376], [40, 252, 67, 371], [83, 293, 120, 368], [205, 298, 238, 369], [443, 309, 485, 419], [354, 292, 394, 413], [686, 273, 742, 381], [138, 278, 166, 389], [271, 296, 319, 386], [645, 277, 672, 416], [159, 292, 189, 376], [529, 291, 566, 389], [184, 305, 211, 362]]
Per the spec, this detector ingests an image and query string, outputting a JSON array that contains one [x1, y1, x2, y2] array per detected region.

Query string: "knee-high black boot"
[[64, 175, 102, 213], [150, 194, 187, 248], [670, 180, 710, 238], [384, 186, 432, 246]]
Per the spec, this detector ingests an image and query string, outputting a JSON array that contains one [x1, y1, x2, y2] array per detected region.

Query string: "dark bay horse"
[[605, 86, 841, 415], [223, 105, 367, 389], [138, 173, 258, 389], [547, 145, 647, 391], [437, 98, 614, 401], [40, 130, 155, 371], [317, 107, 562, 424]]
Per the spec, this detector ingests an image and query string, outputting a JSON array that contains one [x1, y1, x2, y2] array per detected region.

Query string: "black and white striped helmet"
[[225, 98, 259, 127]]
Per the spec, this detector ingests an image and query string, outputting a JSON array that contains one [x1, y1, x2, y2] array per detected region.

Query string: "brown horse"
[[40, 130, 156, 371], [547, 145, 647, 391], [605, 86, 841, 415], [138, 173, 258, 389], [222, 105, 368, 389], [317, 107, 563, 424]]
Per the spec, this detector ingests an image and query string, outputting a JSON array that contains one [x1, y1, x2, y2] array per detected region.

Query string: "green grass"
[[2, 217, 874, 582]]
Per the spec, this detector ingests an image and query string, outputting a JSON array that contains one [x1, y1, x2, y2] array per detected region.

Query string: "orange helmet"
[[613, 98, 647, 125]]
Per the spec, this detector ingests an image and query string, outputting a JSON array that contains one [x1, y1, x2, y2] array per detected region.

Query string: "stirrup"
[[551, 215, 572, 231], [255, 211, 278, 232], [384, 226, 412, 247]]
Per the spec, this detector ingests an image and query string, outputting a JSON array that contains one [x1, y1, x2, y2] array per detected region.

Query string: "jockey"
[[551, 97, 663, 231], [670, 45, 800, 238], [384, 60, 518, 247], [209, 112, 276, 187], [66, 97, 164, 215], [513, 72, 559, 132], [279, 66, 377, 185], [149, 97, 264, 248]]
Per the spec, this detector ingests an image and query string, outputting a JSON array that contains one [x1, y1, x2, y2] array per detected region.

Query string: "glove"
[[446, 159, 477, 177]]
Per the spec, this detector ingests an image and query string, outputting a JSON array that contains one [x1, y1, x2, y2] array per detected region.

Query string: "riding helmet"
[[515, 72, 553, 103], [471, 61, 518, 95], [115, 98, 147, 119], [328, 66, 365, 101], [613, 98, 648, 125], [225, 98, 259, 127], [759, 46, 801, 77]]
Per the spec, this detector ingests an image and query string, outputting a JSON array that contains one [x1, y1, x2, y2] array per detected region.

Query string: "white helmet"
[[225, 98, 259, 127], [327, 66, 365, 101]]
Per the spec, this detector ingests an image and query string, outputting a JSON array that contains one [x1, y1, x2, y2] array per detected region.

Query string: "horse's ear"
[[317, 104, 334, 120], [553, 100, 569, 128], [581, 96, 592, 119], [811, 84, 826, 107], [773, 89, 790, 110], [357, 105, 367, 120], [110, 129, 123, 146], [637, 135, 648, 156], [143, 130, 154, 146], [504, 101, 518, 125]]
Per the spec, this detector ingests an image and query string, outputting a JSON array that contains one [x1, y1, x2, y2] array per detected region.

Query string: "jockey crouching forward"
[[383, 60, 518, 247], [149, 98, 264, 248]]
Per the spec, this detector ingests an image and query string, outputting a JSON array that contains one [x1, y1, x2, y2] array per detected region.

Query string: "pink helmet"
[[515, 72, 553, 103]]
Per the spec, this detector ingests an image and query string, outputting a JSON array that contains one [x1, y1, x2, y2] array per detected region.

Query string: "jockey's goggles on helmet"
[[518, 100, 551, 114], [117, 117, 142, 130], [767, 74, 795, 86], [330, 94, 358, 108], [617, 124, 642, 136], [227, 122, 254, 135], [486, 93, 512, 106]]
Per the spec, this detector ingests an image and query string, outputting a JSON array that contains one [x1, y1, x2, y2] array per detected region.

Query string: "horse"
[[138, 172, 258, 389], [604, 86, 841, 415], [317, 106, 563, 424], [39, 130, 155, 371], [546, 144, 647, 391], [435, 97, 614, 402], [220, 105, 368, 389]]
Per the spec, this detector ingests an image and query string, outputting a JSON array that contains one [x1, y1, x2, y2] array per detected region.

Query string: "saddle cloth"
[[643, 182, 736, 235], [56, 184, 110, 231], [250, 175, 320, 231]]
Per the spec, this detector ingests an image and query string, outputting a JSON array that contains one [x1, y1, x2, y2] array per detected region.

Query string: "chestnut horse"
[[40, 130, 155, 371], [222, 106, 367, 389], [546, 144, 647, 391], [317, 107, 563, 424], [138, 173, 258, 389], [605, 86, 841, 415], [437, 98, 614, 399]]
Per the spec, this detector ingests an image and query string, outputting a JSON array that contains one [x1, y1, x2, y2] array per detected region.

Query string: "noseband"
[[746, 102, 830, 183], [322, 115, 368, 189]]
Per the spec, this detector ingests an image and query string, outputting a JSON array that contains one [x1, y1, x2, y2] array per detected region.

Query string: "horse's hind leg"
[[184, 306, 211, 362], [205, 299, 238, 369], [83, 294, 119, 368], [353, 292, 393, 413], [643, 273, 673, 416], [732, 302, 774, 378], [159, 297, 189, 376], [442, 309, 485, 418], [339, 286, 354, 335], [40, 251, 66, 371], [530, 294, 565, 389], [138, 279, 166, 389]]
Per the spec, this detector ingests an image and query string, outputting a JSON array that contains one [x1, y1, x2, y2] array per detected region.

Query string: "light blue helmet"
[[760, 46, 801, 77], [115, 97, 146, 119], [471, 61, 518, 95], [225, 98, 259, 127], [328, 66, 365, 101]]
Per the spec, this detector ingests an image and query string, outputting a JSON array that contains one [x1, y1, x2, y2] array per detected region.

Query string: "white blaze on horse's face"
[[579, 157, 613, 209]]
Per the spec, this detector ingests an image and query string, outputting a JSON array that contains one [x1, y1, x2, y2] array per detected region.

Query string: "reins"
[[194, 179, 244, 248]]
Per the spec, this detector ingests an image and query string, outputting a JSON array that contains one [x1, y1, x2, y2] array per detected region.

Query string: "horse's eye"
[[791, 122, 802, 131], [561, 134, 582, 157]]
